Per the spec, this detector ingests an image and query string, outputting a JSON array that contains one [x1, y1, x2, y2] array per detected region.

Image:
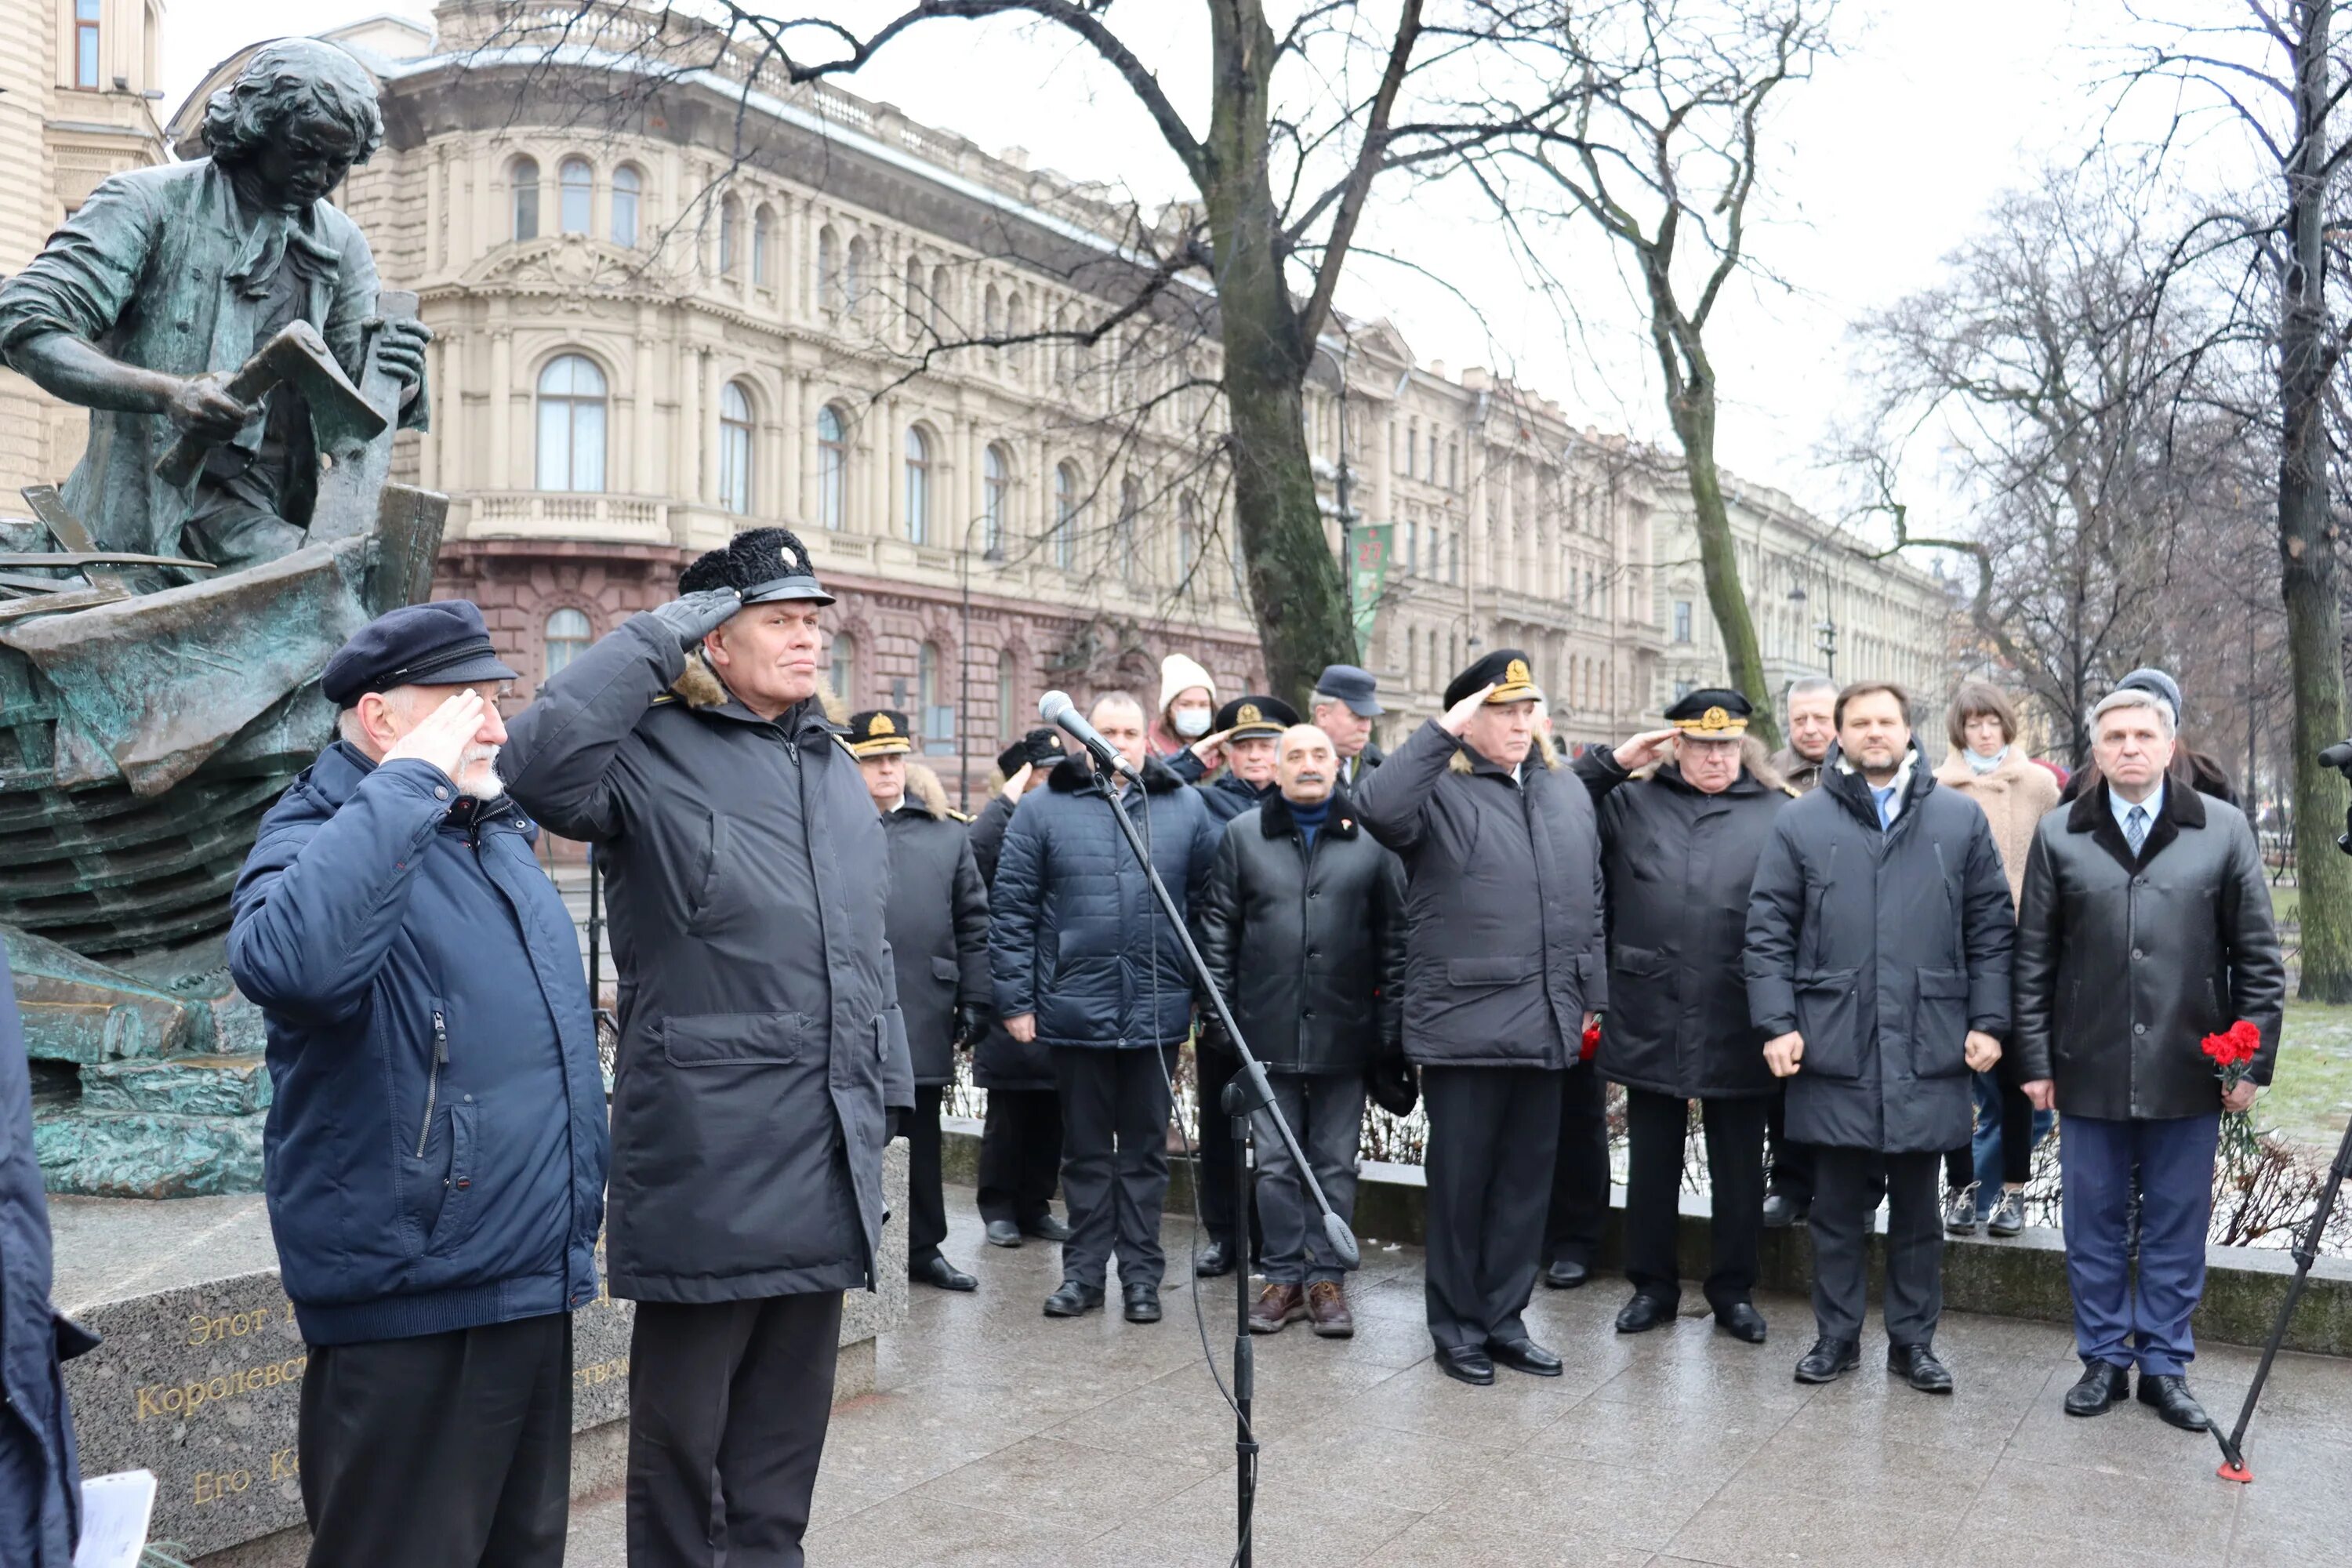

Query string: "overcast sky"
[[165, 2, 2234, 536]]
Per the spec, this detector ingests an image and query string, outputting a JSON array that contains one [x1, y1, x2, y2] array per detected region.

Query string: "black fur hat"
[[680, 527, 833, 605]]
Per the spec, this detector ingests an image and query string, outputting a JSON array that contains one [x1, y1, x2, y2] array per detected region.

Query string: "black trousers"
[[1422, 1064, 1562, 1351], [627, 1292, 843, 1568], [909, 1083, 949, 1268], [1054, 1044, 1177, 1290], [1194, 1044, 1262, 1258], [976, 1087, 1063, 1229], [299, 1312, 572, 1568], [1766, 1084, 1815, 1205], [1809, 1146, 1944, 1347], [1623, 1088, 1768, 1312], [1542, 1060, 1610, 1268]]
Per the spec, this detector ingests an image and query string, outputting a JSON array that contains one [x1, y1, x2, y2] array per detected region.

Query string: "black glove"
[[1366, 1050, 1418, 1118], [953, 1005, 988, 1051], [648, 587, 742, 650], [887, 1108, 907, 1142], [1197, 1017, 1233, 1056]]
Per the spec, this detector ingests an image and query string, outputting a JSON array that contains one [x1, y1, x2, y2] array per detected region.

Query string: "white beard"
[[454, 744, 503, 801]]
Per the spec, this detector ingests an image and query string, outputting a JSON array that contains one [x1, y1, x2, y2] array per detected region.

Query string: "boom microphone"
[[1040, 691, 1142, 779]]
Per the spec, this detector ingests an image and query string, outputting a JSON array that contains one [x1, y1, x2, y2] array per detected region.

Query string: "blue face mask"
[[1172, 708, 1212, 739]]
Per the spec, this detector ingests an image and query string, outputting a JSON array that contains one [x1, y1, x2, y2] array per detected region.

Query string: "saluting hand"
[[1439, 682, 1497, 737], [648, 587, 743, 650], [1764, 1031, 1804, 1077], [1613, 728, 1679, 771], [382, 688, 487, 784], [1001, 762, 1033, 801], [1963, 1030, 2002, 1073], [1190, 728, 1233, 771]]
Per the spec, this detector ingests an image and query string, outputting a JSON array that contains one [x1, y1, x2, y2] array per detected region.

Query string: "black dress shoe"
[[2065, 1360, 2130, 1417], [1714, 1302, 1768, 1345], [912, 1256, 978, 1292], [2138, 1374, 2212, 1431], [1888, 1343, 1954, 1395], [1123, 1284, 1163, 1323], [1195, 1240, 1236, 1279], [1614, 1294, 1676, 1334], [1486, 1337, 1564, 1377], [1436, 1345, 1495, 1386], [1541, 1258, 1591, 1290], [1761, 1192, 1808, 1229], [985, 1220, 1023, 1249], [1794, 1336, 1860, 1384], [1042, 1281, 1103, 1317], [1024, 1214, 1074, 1243]]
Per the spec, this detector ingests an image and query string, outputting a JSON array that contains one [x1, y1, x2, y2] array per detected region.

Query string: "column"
[[418, 332, 442, 492], [779, 369, 804, 524], [884, 396, 905, 539], [964, 416, 984, 549], [699, 349, 720, 506], [679, 342, 702, 507], [796, 372, 817, 524], [488, 328, 512, 491], [424, 153, 443, 273], [633, 329, 655, 496]]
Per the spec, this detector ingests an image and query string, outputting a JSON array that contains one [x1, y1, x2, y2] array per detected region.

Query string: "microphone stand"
[[1075, 758, 1359, 1568]]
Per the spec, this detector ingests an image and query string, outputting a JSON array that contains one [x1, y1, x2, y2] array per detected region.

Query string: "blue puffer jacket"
[[228, 743, 609, 1345], [990, 754, 1223, 1049]]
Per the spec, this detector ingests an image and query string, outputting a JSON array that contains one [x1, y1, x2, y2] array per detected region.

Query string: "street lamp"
[[1788, 578, 1836, 681], [957, 503, 1006, 812], [1310, 336, 1357, 625]]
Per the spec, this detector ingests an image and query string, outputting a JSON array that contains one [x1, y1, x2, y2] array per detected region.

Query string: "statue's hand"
[[365, 316, 432, 388], [164, 374, 256, 443]]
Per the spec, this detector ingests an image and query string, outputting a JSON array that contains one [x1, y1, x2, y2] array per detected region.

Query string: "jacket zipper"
[[417, 1008, 448, 1158]]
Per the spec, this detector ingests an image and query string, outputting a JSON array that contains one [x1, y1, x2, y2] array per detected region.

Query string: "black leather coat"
[[880, 770, 990, 1087], [967, 790, 1054, 1091]]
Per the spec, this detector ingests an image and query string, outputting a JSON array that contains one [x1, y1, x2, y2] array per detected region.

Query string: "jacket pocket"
[[662, 1011, 808, 1067], [1792, 968, 1863, 1080], [423, 1102, 481, 1254], [1445, 955, 1525, 988], [687, 814, 729, 925], [931, 955, 963, 983], [1911, 967, 1971, 1080]]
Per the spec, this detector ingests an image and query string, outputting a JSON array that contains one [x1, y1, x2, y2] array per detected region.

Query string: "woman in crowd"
[[1149, 654, 1220, 761], [1933, 681, 2060, 1238]]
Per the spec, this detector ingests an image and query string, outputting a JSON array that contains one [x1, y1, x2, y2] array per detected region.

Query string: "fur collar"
[[666, 655, 847, 735], [1934, 746, 2036, 790], [1046, 752, 1184, 795], [890, 761, 954, 820], [1445, 736, 1564, 776]]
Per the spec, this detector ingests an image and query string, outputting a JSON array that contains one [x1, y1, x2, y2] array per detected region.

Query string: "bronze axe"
[[153, 320, 387, 488]]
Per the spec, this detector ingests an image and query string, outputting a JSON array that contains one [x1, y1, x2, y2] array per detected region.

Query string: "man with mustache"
[[228, 601, 609, 1568], [1197, 724, 1406, 1337]]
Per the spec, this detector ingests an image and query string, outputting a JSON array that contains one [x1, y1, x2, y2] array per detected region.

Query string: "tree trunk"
[[1201, 0, 1355, 706], [2280, 0, 2352, 999], [1665, 383, 1782, 750]]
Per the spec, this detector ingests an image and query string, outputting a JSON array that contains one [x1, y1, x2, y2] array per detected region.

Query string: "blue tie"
[[1872, 786, 1896, 829], [2126, 804, 2149, 856]]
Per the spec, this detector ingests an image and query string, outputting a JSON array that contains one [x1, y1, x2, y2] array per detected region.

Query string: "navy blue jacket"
[[2, 951, 94, 1567], [989, 754, 1222, 1049], [1199, 770, 1276, 823], [228, 744, 608, 1345]]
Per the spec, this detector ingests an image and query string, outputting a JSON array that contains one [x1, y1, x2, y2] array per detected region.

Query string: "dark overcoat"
[[967, 791, 1054, 1091], [881, 765, 990, 1087]]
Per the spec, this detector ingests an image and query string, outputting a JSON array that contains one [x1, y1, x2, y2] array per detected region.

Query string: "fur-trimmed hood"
[[894, 760, 956, 821]]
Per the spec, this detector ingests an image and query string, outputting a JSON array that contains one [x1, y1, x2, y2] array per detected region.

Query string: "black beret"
[[321, 601, 519, 708], [846, 710, 913, 757], [1442, 648, 1543, 712], [995, 727, 1066, 777], [1664, 688, 1752, 735], [679, 527, 833, 605], [1214, 694, 1300, 740]]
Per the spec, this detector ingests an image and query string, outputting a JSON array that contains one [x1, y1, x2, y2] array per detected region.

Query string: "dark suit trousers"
[[1624, 1088, 1767, 1312], [1422, 1064, 1562, 1351], [1543, 1060, 1610, 1268], [1194, 1044, 1262, 1258], [299, 1313, 572, 1568], [2061, 1112, 2218, 1376], [977, 1087, 1063, 1229], [909, 1083, 949, 1268], [1054, 1044, 1176, 1290], [1808, 1146, 1944, 1346], [626, 1292, 843, 1568], [1766, 1084, 1815, 1205]]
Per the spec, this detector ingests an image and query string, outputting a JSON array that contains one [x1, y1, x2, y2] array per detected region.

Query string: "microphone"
[[1040, 691, 1142, 780], [2322, 741, 2352, 773]]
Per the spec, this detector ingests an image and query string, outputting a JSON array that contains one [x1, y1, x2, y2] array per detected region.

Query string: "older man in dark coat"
[[851, 711, 992, 1294], [1746, 681, 2015, 1395], [2016, 685, 2285, 1432], [1579, 691, 1790, 1344], [499, 528, 911, 1567], [1356, 650, 1607, 1387]]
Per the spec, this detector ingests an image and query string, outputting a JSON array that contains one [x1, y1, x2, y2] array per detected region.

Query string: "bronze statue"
[[0, 37, 430, 569]]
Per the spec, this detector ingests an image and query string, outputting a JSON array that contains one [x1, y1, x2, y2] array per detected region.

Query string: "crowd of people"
[[0, 524, 2292, 1568]]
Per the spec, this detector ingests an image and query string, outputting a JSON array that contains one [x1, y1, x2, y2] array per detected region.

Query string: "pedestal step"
[[79, 1054, 271, 1117], [34, 1099, 266, 1199]]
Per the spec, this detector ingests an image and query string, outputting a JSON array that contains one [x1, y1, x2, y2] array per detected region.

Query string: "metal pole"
[[959, 532, 972, 813]]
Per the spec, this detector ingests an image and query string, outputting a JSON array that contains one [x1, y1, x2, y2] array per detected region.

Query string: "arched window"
[[982, 442, 1010, 557], [996, 648, 1016, 742], [544, 608, 593, 681], [558, 157, 592, 234], [611, 164, 641, 247], [753, 205, 773, 286], [816, 404, 848, 529], [1052, 462, 1079, 571], [1116, 477, 1141, 586], [718, 197, 740, 276], [903, 426, 932, 545], [845, 236, 868, 311], [535, 354, 606, 492], [829, 630, 858, 702], [719, 381, 754, 515], [510, 155, 540, 241], [983, 283, 1002, 347], [817, 226, 840, 310]]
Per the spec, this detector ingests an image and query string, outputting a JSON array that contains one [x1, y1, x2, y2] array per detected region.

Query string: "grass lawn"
[[2265, 999, 2352, 1151]]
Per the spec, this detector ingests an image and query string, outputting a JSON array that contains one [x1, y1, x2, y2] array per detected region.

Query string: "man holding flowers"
[[2014, 685, 2285, 1432]]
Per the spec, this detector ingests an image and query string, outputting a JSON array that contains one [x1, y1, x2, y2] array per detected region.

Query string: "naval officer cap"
[[1214, 693, 1301, 742], [321, 600, 520, 708], [846, 710, 913, 758], [678, 525, 835, 606], [1664, 688, 1753, 737], [1443, 648, 1544, 711]]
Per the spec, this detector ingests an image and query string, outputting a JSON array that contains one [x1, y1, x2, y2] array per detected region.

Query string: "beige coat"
[[1934, 747, 2061, 906]]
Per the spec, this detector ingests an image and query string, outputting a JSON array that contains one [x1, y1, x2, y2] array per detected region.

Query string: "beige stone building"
[[0, 0, 169, 501]]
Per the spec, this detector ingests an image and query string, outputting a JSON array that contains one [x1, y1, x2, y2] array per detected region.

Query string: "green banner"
[[1348, 524, 1392, 659]]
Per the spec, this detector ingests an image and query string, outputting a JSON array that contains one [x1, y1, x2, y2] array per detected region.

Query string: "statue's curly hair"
[[203, 38, 384, 168]]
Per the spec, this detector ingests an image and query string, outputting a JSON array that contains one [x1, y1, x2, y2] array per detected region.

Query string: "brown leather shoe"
[[1249, 1282, 1306, 1334], [1306, 1280, 1355, 1338]]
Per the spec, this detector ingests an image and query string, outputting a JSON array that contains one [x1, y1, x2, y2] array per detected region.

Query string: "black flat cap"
[[1443, 648, 1543, 711], [1214, 694, 1300, 741], [680, 526, 833, 606], [996, 728, 1066, 777], [846, 710, 913, 758], [1664, 688, 1751, 736], [1311, 664, 1383, 717], [321, 601, 519, 707]]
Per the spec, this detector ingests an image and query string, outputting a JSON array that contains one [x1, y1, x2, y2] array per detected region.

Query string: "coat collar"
[[1646, 760, 1769, 800], [2067, 775, 2204, 873], [1047, 752, 1183, 795], [1258, 787, 1359, 840], [668, 652, 837, 739], [1820, 740, 1932, 827]]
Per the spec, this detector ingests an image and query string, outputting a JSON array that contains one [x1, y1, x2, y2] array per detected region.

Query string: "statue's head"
[[202, 38, 384, 210]]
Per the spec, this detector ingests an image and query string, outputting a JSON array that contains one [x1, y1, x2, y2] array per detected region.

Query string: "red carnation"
[[1581, 1018, 1601, 1062]]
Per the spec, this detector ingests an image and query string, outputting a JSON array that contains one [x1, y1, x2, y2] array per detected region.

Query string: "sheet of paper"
[[74, 1469, 155, 1568]]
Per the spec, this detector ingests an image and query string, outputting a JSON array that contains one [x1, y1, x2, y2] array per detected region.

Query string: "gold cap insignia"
[[1504, 658, 1531, 687], [1236, 702, 1262, 725], [872, 714, 896, 736], [1673, 704, 1748, 736]]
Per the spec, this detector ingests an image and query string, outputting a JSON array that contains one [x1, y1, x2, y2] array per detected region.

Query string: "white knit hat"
[[1158, 652, 1217, 714]]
